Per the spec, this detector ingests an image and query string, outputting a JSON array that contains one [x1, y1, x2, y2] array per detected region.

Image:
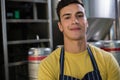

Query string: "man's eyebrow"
[[76, 11, 83, 14], [61, 11, 84, 18], [62, 11, 83, 17], [62, 13, 71, 17]]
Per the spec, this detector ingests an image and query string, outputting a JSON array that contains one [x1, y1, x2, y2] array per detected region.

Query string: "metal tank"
[[86, 0, 117, 40], [88, 0, 115, 19], [87, 18, 114, 41], [28, 48, 51, 80]]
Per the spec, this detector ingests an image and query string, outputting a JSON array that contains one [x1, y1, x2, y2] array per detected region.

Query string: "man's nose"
[[72, 17, 79, 24]]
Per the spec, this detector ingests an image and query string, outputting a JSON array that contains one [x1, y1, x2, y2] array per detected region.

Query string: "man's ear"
[[58, 22, 63, 32]]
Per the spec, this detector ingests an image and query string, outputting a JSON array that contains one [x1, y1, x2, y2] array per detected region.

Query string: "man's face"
[[58, 3, 88, 41]]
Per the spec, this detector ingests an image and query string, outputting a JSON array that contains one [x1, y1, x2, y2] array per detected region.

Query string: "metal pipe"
[[47, 0, 53, 50], [1, 0, 9, 80], [33, 3, 37, 20], [115, 0, 120, 40]]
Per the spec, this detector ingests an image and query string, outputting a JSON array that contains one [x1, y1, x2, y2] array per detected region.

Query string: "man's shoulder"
[[88, 44, 112, 58], [49, 47, 62, 58], [89, 44, 117, 67], [40, 47, 61, 64], [89, 44, 109, 52]]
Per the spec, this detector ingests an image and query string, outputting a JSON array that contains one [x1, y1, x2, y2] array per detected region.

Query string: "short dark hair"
[[56, 0, 84, 21]]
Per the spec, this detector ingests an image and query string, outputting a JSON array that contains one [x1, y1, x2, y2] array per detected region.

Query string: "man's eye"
[[64, 16, 70, 19], [77, 14, 84, 18]]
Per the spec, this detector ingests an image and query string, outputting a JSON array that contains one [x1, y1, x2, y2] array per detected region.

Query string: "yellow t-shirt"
[[38, 44, 120, 80]]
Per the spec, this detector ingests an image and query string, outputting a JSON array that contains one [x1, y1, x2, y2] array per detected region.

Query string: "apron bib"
[[59, 46, 102, 80]]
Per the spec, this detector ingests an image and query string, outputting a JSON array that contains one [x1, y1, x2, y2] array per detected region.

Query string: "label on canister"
[[28, 56, 47, 80]]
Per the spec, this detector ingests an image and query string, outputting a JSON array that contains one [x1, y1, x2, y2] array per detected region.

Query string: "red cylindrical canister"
[[28, 48, 51, 80]]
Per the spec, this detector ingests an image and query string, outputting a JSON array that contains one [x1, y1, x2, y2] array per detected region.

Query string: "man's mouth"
[[70, 27, 81, 31]]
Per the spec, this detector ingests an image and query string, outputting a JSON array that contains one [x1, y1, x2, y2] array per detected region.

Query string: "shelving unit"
[[1, 0, 53, 80]]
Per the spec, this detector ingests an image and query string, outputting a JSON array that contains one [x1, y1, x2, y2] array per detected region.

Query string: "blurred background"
[[0, 0, 120, 80]]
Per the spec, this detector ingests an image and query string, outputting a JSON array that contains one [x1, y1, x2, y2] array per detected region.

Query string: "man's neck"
[[64, 39, 87, 53]]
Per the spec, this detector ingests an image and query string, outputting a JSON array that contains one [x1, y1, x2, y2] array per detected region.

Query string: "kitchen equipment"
[[28, 48, 51, 80], [87, 18, 114, 41]]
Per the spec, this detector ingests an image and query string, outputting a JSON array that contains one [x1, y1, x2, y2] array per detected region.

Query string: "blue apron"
[[59, 46, 102, 80]]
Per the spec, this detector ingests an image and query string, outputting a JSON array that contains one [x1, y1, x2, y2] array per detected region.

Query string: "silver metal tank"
[[28, 48, 51, 80], [86, 0, 116, 40], [87, 18, 114, 41], [88, 0, 115, 19]]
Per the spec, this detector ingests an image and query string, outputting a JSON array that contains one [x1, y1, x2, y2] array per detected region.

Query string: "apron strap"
[[59, 47, 64, 80], [87, 45, 102, 80], [87, 46, 99, 71]]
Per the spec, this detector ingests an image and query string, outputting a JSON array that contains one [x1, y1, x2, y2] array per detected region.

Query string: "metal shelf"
[[1, 0, 53, 79], [8, 39, 50, 45], [9, 61, 28, 67], [7, 0, 47, 3], [7, 19, 48, 23]]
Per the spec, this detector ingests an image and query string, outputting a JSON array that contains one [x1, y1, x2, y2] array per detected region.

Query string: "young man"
[[38, 0, 120, 80]]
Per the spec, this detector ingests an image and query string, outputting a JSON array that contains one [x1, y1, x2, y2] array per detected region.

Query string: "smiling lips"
[[70, 27, 81, 31]]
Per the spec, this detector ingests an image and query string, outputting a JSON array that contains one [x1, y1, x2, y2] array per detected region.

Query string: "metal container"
[[87, 18, 114, 41], [89, 0, 115, 19], [90, 40, 120, 65], [28, 48, 51, 80]]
